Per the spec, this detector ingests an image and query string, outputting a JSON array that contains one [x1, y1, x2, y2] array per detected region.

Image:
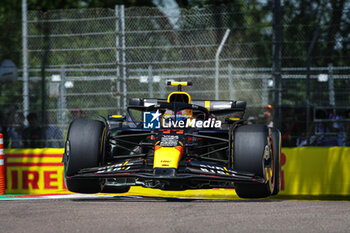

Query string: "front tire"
[[64, 119, 105, 193], [233, 124, 275, 198]]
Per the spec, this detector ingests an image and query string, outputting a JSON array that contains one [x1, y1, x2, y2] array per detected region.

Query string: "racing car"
[[63, 81, 281, 198]]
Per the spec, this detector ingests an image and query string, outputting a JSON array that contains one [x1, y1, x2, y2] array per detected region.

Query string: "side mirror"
[[108, 115, 126, 122], [225, 117, 241, 124]]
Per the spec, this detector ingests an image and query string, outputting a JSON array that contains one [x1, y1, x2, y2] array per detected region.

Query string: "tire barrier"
[[3, 147, 350, 198]]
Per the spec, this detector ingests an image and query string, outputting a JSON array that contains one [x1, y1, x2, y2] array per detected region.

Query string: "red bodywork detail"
[[174, 146, 183, 155], [109, 172, 130, 175], [200, 174, 218, 178]]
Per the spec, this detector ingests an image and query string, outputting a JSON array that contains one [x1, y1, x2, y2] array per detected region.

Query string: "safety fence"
[[1, 3, 350, 147]]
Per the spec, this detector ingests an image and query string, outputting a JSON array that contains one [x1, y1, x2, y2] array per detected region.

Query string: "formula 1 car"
[[63, 81, 281, 198]]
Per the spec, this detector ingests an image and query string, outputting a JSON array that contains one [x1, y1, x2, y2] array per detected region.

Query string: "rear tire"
[[64, 119, 105, 193], [271, 127, 281, 196], [233, 124, 274, 198]]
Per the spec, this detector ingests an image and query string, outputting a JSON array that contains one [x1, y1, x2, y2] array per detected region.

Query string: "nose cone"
[[153, 146, 183, 169]]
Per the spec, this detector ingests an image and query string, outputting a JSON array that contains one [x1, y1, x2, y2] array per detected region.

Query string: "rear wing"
[[128, 98, 246, 115]]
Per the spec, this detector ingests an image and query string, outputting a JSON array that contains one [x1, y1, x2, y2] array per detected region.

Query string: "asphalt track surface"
[[1, 196, 350, 233]]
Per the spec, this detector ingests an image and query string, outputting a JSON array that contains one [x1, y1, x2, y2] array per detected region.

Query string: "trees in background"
[[1, 0, 349, 67], [0, 0, 349, 122]]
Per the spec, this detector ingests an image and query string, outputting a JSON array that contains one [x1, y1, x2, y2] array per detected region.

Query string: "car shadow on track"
[[71, 195, 283, 203]]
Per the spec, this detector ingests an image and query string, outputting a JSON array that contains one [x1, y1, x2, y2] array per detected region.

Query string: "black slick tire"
[[64, 119, 105, 193], [233, 124, 274, 198], [271, 127, 281, 195]]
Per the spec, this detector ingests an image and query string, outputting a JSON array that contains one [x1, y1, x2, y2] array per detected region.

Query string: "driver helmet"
[[176, 109, 192, 121], [163, 109, 193, 122]]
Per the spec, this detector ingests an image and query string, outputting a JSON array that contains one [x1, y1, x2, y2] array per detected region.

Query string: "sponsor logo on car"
[[143, 110, 222, 129], [143, 110, 162, 129], [162, 118, 221, 128]]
